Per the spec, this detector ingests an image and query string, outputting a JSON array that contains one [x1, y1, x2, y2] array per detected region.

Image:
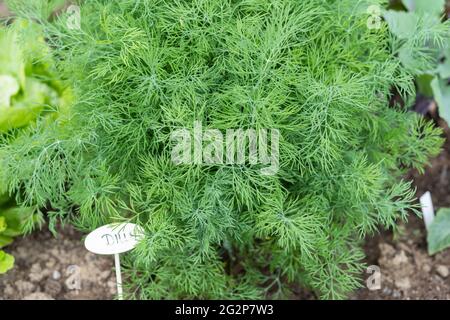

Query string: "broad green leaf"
[[438, 44, 450, 79], [416, 74, 434, 97], [402, 0, 445, 17], [437, 59, 450, 79], [0, 207, 34, 237], [383, 11, 419, 39], [0, 75, 19, 107], [0, 23, 26, 88], [431, 77, 450, 124], [0, 78, 55, 132], [0, 250, 14, 274], [0, 216, 6, 233], [0, 235, 13, 248], [428, 208, 450, 255], [0, 105, 43, 132]]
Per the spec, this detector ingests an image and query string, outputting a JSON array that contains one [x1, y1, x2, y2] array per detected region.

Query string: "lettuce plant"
[[0, 19, 61, 131], [3, 0, 444, 298]]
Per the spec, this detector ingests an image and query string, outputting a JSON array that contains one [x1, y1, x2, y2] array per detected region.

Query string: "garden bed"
[[1, 0, 450, 300], [0, 226, 115, 300]]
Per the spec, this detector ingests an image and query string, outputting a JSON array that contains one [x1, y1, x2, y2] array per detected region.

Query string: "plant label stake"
[[84, 223, 144, 300], [419, 191, 435, 230]]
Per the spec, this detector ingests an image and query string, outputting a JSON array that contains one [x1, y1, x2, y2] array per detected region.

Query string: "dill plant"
[[2, 0, 444, 298]]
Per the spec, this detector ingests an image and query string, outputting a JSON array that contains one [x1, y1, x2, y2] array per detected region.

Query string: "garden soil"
[[0, 226, 116, 300]]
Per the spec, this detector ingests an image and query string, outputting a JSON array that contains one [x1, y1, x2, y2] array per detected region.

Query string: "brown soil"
[[352, 217, 450, 300], [0, 226, 116, 300]]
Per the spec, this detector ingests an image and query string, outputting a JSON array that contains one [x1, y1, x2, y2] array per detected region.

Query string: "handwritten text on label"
[[84, 223, 144, 255]]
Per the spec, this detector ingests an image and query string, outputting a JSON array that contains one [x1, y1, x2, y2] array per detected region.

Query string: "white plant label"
[[84, 222, 144, 300], [84, 222, 144, 255], [419, 191, 435, 230]]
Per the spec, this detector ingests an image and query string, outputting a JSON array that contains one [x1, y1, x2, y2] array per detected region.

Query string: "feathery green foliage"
[[2, 0, 444, 298]]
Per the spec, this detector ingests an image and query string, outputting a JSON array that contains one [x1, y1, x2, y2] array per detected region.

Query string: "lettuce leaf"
[[0, 250, 14, 274]]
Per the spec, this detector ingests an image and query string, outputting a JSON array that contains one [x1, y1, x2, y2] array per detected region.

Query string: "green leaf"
[[0, 216, 6, 233], [0, 250, 14, 274], [383, 10, 418, 39], [438, 43, 450, 79], [0, 22, 26, 88], [0, 75, 20, 107], [0, 235, 13, 248], [0, 77, 53, 132], [0, 207, 34, 237], [416, 74, 434, 97], [431, 76, 450, 124], [428, 208, 450, 255], [0, 104, 43, 132], [437, 60, 450, 79], [402, 0, 445, 17]]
